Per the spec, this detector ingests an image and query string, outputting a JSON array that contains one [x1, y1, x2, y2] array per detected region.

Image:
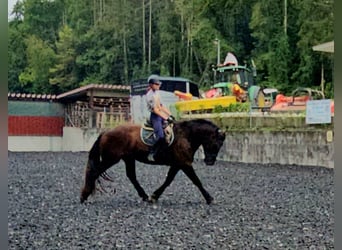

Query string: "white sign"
[[306, 99, 332, 124]]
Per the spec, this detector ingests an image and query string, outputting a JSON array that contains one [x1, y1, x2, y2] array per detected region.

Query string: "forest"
[[8, 0, 334, 97]]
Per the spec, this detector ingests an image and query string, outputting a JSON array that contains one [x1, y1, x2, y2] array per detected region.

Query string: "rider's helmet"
[[148, 75, 161, 85]]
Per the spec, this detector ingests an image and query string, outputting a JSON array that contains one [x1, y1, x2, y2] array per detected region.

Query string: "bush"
[[213, 102, 250, 113]]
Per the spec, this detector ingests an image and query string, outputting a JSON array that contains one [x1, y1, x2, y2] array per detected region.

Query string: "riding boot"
[[148, 138, 167, 161]]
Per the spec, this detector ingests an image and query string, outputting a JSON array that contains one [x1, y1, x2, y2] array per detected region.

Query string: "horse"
[[80, 119, 226, 205]]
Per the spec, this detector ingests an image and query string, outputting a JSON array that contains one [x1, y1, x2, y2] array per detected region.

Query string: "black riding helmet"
[[148, 75, 161, 85]]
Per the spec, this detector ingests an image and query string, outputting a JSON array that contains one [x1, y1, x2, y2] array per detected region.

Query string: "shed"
[[312, 41, 334, 94], [57, 84, 131, 128]]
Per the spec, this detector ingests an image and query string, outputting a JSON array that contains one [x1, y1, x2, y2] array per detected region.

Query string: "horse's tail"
[[80, 133, 103, 203], [88, 132, 103, 167]]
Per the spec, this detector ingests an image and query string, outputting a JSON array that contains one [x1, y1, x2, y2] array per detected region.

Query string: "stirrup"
[[148, 153, 155, 161]]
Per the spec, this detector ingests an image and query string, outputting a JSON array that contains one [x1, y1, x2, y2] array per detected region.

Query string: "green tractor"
[[204, 53, 275, 110]]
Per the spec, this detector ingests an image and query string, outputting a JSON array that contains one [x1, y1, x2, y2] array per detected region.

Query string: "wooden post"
[[89, 89, 94, 128], [321, 63, 325, 94]]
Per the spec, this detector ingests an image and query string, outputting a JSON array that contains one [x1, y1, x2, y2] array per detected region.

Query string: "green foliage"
[[292, 0, 333, 90], [23, 0, 64, 44], [324, 82, 334, 99], [213, 103, 250, 113], [75, 24, 125, 85], [8, 0, 334, 97], [19, 35, 56, 93], [49, 25, 78, 92], [250, 1, 292, 92], [8, 21, 27, 93]]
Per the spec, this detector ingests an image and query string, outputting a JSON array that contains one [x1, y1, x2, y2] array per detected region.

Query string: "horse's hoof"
[[80, 193, 89, 204], [206, 196, 214, 205], [148, 195, 158, 204]]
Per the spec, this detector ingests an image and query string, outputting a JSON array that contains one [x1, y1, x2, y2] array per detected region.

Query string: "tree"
[[8, 15, 27, 92], [65, 0, 93, 36], [158, 0, 180, 76], [292, 0, 333, 91], [19, 35, 56, 93], [7, 0, 333, 95], [49, 25, 77, 92], [23, 0, 64, 45], [250, 0, 293, 91]]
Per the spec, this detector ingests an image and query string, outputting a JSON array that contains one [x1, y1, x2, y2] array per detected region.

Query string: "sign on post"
[[306, 99, 332, 124]]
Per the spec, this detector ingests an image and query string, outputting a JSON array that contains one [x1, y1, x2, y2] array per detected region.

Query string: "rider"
[[145, 75, 174, 161]]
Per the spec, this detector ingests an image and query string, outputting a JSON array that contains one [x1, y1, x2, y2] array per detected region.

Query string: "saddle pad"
[[140, 128, 156, 146], [140, 126, 175, 147]]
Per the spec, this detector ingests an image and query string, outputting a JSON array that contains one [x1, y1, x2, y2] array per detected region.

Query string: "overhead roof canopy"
[[312, 41, 334, 53], [56, 84, 130, 102]]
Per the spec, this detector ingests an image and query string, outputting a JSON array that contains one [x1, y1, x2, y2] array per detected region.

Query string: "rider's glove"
[[166, 116, 174, 124]]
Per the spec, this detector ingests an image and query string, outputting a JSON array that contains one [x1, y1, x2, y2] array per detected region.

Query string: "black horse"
[[80, 119, 226, 204]]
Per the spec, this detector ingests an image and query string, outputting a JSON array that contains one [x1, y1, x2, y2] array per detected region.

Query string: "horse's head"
[[202, 128, 226, 166], [177, 119, 226, 166]]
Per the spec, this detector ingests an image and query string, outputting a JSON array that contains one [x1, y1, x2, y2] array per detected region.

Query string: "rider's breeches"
[[150, 113, 164, 140]]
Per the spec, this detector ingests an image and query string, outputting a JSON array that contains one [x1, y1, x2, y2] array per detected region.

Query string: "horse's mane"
[[180, 119, 218, 129], [176, 119, 219, 135]]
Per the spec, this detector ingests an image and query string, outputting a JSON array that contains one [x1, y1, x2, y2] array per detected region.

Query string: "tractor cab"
[[205, 52, 265, 107], [215, 65, 255, 91], [209, 65, 255, 99]]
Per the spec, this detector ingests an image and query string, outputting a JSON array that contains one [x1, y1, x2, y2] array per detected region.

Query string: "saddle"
[[140, 119, 174, 147]]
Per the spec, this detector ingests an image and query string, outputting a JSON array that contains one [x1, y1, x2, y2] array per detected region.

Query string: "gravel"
[[8, 151, 334, 249]]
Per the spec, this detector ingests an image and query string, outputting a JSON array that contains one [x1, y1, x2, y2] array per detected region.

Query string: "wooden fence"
[[64, 102, 130, 128]]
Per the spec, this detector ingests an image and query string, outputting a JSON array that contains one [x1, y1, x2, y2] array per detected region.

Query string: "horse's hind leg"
[[124, 158, 149, 201], [149, 166, 179, 203], [181, 166, 213, 205]]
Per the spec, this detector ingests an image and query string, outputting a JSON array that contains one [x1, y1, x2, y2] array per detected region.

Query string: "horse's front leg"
[[149, 166, 179, 203], [124, 158, 149, 201], [181, 166, 213, 205]]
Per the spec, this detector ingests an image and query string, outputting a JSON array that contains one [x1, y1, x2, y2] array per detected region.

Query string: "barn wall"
[[8, 101, 64, 117], [62, 127, 100, 152], [8, 101, 65, 151], [8, 101, 65, 136], [8, 136, 62, 152], [8, 116, 64, 136]]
